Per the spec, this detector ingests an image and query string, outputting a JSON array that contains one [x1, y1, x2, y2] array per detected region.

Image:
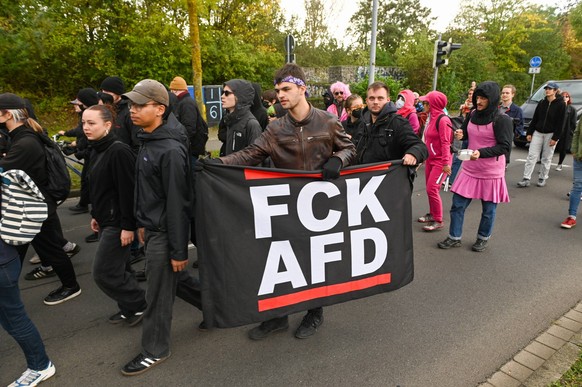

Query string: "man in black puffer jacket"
[[354, 81, 427, 166]]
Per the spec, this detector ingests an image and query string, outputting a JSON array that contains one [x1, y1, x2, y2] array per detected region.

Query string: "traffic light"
[[445, 39, 462, 56], [433, 38, 462, 68], [433, 40, 448, 68]]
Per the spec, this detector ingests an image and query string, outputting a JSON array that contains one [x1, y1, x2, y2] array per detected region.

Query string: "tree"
[[349, 0, 435, 65], [186, 0, 204, 111]]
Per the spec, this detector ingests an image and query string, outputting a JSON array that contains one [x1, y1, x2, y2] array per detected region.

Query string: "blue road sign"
[[530, 56, 542, 68]]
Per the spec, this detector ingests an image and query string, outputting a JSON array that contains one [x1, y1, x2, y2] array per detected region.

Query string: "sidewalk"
[[479, 301, 582, 387]]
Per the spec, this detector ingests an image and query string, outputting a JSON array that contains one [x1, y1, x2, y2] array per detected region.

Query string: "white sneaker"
[[29, 255, 41, 264], [9, 361, 56, 386], [556, 164, 563, 171]]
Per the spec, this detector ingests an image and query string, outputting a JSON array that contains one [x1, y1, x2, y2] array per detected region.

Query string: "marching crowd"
[[1, 62, 580, 386]]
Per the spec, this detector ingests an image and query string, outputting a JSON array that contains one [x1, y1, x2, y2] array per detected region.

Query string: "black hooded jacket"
[[218, 79, 262, 156], [135, 113, 192, 261], [354, 101, 427, 165], [527, 92, 567, 141], [461, 81, 513, 158]]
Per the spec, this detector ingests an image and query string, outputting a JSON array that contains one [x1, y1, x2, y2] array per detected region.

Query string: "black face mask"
[[351, 108, 362, 119], [262, 100, 271, 109]]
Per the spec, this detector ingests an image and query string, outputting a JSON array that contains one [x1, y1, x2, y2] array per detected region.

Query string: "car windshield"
[[531, 81, 582, 104]]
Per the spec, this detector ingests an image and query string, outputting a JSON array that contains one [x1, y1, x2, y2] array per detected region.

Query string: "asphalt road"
[[1, 146, 581, 387]]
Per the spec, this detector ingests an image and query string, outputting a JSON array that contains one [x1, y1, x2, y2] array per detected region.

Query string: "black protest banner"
[[196, 162, 414, 328]]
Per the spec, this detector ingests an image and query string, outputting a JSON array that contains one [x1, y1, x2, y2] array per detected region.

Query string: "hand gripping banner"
[[196, 162, 414, 328]]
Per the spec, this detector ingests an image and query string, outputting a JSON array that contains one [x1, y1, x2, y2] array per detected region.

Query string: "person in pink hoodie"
[[396, 89, 421, 136], [327, 81, 351, 122], [417, 91, 453, 231]]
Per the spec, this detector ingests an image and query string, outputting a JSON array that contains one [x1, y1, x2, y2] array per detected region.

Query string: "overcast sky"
[[279, 0, 572, 45]]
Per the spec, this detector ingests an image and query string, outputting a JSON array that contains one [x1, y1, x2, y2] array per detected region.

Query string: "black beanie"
[[76, 88, 100, 107], [97, 91, 114, 105], [100, 76, 125, 95], [0, 93, 26, 110]]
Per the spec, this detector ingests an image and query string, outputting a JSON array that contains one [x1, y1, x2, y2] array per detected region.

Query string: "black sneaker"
[[123, 311, 145, 327], [43, 284, 82, 305], [69, 204, 89, 214], [65, 243, 81, 258], [248, 316, 289, 340], [198, 320, 208, 332], [24, 266, 56, 280], [471, 239, 488, 252], [437, 237, 462, 249], [121, 353, 170, 376], [85, 232, 99, 243], [294, 309, 324, 339], [109, 311, 125, 324]]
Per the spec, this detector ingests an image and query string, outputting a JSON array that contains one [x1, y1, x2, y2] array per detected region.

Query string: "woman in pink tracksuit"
[[418, 91, 453, 231]]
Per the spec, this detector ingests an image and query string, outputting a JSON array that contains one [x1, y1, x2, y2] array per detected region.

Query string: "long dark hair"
[[562, 91, 572, 105]]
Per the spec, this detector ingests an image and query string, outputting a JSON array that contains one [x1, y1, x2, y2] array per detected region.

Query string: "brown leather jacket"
[[220, 106, 356, 170]]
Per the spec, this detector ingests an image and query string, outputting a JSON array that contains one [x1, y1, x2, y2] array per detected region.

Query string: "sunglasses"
[[221, 90, 234, 97], [349, 104, 365, 110], [334, 91, 344, 96]]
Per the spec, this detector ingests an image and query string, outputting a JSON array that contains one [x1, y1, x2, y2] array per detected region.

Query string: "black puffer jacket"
[[354, 102, 427, 165], [218, 79, 262, 156], [135, 113, 192, 261], [88, 132, 136, 230], [528, 93, 567, 141]]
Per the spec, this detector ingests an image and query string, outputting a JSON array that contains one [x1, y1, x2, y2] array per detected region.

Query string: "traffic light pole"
[[432, 34, 441, 91], [368, 0, 379, 85]]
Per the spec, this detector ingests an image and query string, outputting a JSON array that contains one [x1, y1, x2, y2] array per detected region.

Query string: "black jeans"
[[16, 211, 78, 288]]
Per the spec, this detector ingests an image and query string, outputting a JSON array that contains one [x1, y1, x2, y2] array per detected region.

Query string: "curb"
[[479, 301, 582, 387]]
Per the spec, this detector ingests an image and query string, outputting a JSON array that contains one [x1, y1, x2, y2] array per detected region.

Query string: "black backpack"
[[435, 114, 465, 153], [191, 104, 209, 157], [37, 133, 71, 204]]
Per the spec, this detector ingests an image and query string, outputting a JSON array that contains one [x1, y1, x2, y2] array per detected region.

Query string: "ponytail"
[[26, 117, 44, 134]]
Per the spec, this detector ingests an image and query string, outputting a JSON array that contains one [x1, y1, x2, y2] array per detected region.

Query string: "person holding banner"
[[353, 82, 427, 167], [215, 64, 356, 340]]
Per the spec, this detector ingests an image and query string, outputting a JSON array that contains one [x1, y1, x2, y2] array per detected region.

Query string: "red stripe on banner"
[[257, 273, 391, 312], [339, 163, 391, 176], [244, 170, 322, 180], [244, 163, 392, 181]]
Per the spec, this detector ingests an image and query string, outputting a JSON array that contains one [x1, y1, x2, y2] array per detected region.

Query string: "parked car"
[[515, 79, 582, 148]]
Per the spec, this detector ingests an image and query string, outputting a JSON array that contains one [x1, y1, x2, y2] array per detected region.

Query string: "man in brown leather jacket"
[[219, 63, 356, 340]]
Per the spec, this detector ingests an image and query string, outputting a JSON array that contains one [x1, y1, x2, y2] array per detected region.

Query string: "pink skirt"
[[451, 171, 510, 203]]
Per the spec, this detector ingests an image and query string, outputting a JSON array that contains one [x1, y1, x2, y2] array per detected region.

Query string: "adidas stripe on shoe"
[[8, 361, 56, 387], [121, 353, 170, 376]]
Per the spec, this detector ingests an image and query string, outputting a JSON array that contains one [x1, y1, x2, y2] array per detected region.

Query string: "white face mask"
[[395, 98, 405, 109]]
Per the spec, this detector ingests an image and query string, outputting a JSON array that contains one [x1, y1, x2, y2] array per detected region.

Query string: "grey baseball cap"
[[123, 79, 169, 106]]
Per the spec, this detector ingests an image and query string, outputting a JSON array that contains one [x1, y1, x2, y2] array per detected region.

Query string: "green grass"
[[549, 349, 582, 386]]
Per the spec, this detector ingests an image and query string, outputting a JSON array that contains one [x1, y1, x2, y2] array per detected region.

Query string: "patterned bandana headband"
[[274, 76, 310, 97], [275, 76, 306, 87]]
